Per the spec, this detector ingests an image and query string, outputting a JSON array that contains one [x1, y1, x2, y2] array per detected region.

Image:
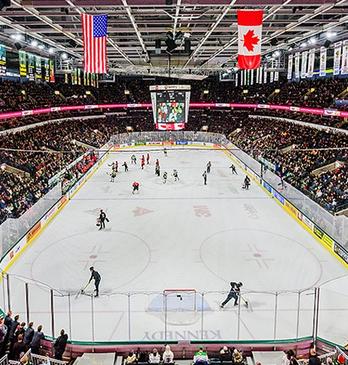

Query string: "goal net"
[[163, 288, 197, 312]]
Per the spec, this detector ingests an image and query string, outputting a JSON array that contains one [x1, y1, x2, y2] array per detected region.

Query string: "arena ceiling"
[[0, 0, 348, 78]]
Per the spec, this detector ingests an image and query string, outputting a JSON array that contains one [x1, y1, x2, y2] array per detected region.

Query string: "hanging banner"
[[256, 68, 259, 84], [19, 51, 27, 77], [259, 66, 263, 83], [49, 59, 55, 82], [43, 58, 49, 82], [301, 51, 308, 78], [274, 71, 279, 82], [333, 41, 342, 76], [287, 54, 293, 80], [342, 40, 348, 75], [270, 71, 274, 83], [263, 68, 267, 83], [307, 49, 315, 78], [240, 70, 244, 85], [235, 72, 238, 87], [28, 54, 35, 81], [294, 52, 300, 79], [250, 69, 254, 85], [237, 10, 263, 69], [0, 45, 6, 76], [319, 47, 327, 77], [35, 56, 42, 80]]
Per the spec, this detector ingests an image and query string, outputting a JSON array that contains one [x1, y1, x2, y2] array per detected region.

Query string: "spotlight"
[[48, 47, 55, 54], [61, 52, 68, 60], [300, 42, 307, 48], [309, 37, 317, 45], [326, 31, 337, 39], [31, 39, 38, 47], [38, 44, 44, 50]]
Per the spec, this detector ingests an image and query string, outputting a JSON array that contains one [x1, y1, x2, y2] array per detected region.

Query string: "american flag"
[[81, 14, 108, 74]]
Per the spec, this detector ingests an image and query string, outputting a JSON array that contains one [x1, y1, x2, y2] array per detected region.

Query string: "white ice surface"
[[4, 147, 348, 344]]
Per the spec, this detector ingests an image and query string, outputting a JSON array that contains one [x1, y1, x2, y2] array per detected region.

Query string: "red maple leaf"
[[243, 29, 259, 52]]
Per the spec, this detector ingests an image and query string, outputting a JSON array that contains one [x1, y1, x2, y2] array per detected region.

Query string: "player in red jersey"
[[132, 181, 140, 194]]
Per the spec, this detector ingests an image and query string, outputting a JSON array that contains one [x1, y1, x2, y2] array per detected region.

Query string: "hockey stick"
[[240, 295, 249, 308], [75, 282, 90, 299]]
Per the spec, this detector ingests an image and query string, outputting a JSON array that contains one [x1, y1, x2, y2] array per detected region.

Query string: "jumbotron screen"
[[150, 85, 191, 130]]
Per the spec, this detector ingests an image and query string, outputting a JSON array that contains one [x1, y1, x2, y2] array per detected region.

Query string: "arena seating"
[[1, 78, 348, 224]]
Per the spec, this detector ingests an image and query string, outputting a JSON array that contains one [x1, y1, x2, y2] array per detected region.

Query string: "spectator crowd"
[[1, 76, 348, 224]]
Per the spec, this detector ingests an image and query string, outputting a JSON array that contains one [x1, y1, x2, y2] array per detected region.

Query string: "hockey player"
[[230, 164, 237, 174], [173, 169, 179, 181], [122, 161, 128, 172], [164, 148, 168, 157], [155, 159, 160, 168], [242, 175, 251, 190], [206, 161, 212, 174], [132, 181, 140, 194], [110, 170, 116, 182], [115, 161, 118, 173], [155, 165, 160, 177], [146, 153, 150, 164], [141, 158, 145, 170], [131, 155, 137, 164], [88, 267, 101, 297], [163, 171, 168, 184], [202, 171, 207, 185], [108, 162, 117, 173], [220, 282, 243, 308], [98, 209, 109, 230]]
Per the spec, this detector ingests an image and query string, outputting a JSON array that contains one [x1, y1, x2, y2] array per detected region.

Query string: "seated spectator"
[[125, 351, 137, 365], [233, 349, 243, 365], [136, 348, 148, 363], [162, 344, 174, 364], [193, 347, 209, 365], [286, 350, 299, 365], [219, 346, 231, 362], [149, 348, 161, 364]]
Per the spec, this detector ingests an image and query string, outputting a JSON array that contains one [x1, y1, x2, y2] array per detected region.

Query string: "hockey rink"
[[3, 147, 348, 344]]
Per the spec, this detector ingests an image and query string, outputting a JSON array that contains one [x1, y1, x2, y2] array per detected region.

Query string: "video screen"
[[156, 91, 185, 124]]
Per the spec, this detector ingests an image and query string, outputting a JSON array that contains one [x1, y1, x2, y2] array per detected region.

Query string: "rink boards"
[[0, 142, 347, 345]]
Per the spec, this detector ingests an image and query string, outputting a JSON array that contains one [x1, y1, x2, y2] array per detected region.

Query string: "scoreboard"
[[150, 85, 191, 130]]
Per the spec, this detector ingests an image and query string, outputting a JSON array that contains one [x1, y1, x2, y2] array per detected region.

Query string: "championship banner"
[[333, 41, 342, 76], [342, 40, 348, 75], [319, 47, 327, 77], [235, 72, 238, 87], [301, 51, 308, 78], [78, 68, 81, 85], [35, 56, 42, 80], [274, 71, 279, 82], [28, 54, 35, 81], [49, 59, 55, 82], [287, 54, 293, 80], [294, 52, 300, 79], [263, 68, 267, 83], [259, 66, 263, 83], [307, 49, 315, 78], [0, 45, 6, 76], [270, 70, 274, 83], [240, 70, 244, 85], [64, 73, 69, 84], [44, 58, 49, 82], [250, 69, 254, 85], [237, 10, 263, 69], [19, 51, 27, 77]]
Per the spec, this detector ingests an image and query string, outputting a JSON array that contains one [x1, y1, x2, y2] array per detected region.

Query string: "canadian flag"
[[237, 10, 263, 70]]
